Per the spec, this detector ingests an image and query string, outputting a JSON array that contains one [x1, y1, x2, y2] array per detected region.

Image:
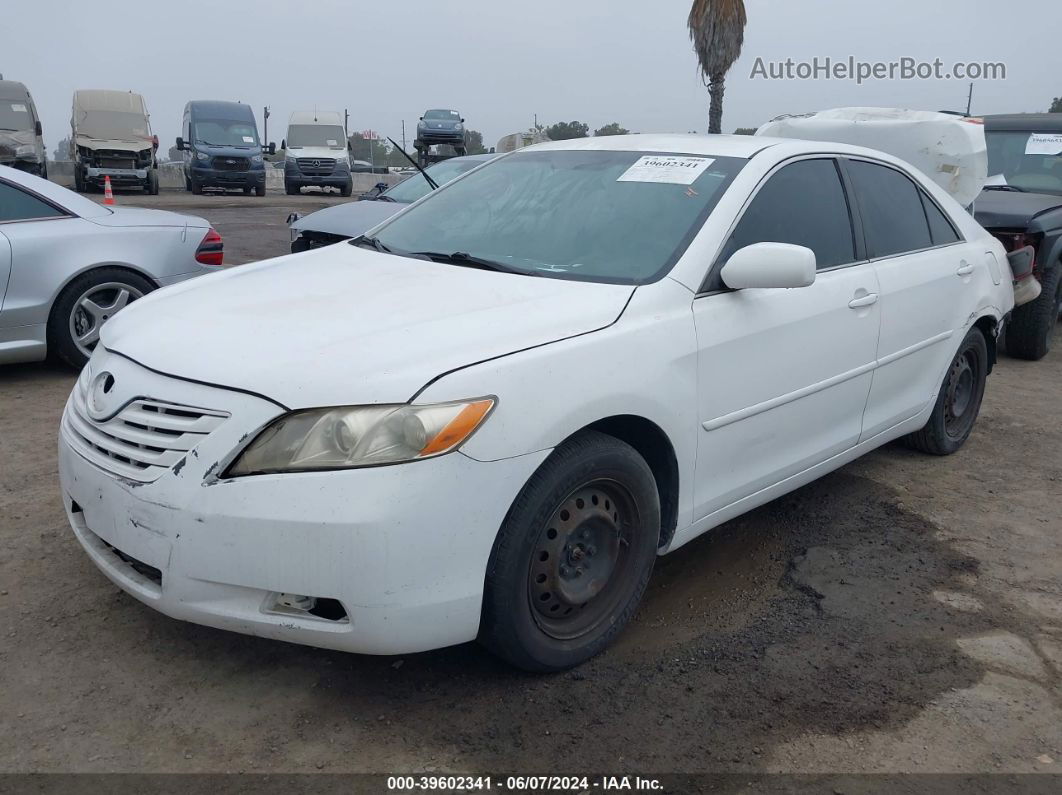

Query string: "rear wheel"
[[48, 268, 155, 368], [480, 431, 660, 671], [1005, 264, 1062, 361], [903, 326, 988, 455]]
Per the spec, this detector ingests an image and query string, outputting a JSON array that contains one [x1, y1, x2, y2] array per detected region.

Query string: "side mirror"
[[460, 118, 465, 123], [266, 142, 276, 155], [176, 137, 185, 151], [720, 242, 816, 290], [418, 117, 423, 121], [34, 120, 42, 136], [152, 134, 159, 151], [281, 139, 286, 150]]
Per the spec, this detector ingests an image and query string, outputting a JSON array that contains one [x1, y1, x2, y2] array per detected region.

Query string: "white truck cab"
[[282, 111, 352, 196]]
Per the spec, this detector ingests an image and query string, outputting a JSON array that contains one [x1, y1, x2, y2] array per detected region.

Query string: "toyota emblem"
[[88, 371, 117, 420]]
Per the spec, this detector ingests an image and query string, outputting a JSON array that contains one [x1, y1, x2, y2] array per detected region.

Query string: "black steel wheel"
[[480, 431, 660, 671], [903, 326, 988, 455]]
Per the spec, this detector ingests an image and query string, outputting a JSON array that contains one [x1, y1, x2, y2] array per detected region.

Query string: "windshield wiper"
[[373, 194, 397, 202], [409, 251, 536, 276], [984, 184, 1026, 192], [387, 136, 439, 190], [350, 235, 393, 253]]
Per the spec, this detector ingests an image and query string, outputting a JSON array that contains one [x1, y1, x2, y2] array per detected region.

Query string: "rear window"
[[847, 160, 932, 258]]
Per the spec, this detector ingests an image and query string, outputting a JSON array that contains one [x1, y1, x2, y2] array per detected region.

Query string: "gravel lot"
[[1, 192, 1060, 777]]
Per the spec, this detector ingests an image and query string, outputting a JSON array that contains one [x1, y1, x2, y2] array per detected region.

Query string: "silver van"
[[0, 78, 47, 178]]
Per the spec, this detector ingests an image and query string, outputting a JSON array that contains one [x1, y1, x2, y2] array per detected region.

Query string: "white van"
[[0, 79, 47, 178], [282, 111, 352, 196]]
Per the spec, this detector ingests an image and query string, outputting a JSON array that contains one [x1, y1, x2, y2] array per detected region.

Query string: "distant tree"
[[1050, 97, 1062, 113], [733, 127, 757, 135], [689, 0, 748, 134], [464, 129, 487, 154], [546, 121, 590, 140], [53, 137, 71, 161], [348, 133, 391, 166], [166, 145, 182, 162], [594, 123, 630, 136]]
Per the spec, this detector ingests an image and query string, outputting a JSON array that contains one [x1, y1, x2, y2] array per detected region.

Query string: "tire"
[[340, 180, 352, 198], [903, 326, 988, 456], [1005, 264, 1062, 361], [73, 165, 84, 193], [285, 180, 300, 196], [479, 430, 660, 671], [47, 268, 156, 369], [185, 174, 192, 192], [40, 162, 48, 180], [191, 179, 203, 195], [255, 183, 266, 197], [145, 170, 159, 195]]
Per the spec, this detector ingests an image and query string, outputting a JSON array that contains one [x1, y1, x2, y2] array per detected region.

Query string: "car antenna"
[[387, 137, 439, 190]]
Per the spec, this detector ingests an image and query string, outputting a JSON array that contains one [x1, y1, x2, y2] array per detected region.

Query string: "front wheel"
[[285, 180, 300, 196], [255, 183, 266, 197], [48, 268, 155, 368], [144, 169, 159, 195], [480, 431, 660, 671], [340, 180, 352, 197], [903, 326, 988, 455]]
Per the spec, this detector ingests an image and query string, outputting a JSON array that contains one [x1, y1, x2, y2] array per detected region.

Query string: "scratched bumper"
[[57, 349, 547, 656]]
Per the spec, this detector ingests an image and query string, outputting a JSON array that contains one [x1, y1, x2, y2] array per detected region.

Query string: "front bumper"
[[85, 166, 148, 186], [57, 350, 547, 655]]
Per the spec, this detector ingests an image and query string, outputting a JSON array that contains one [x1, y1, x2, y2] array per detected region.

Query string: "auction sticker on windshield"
[[617, 155, 715, 185], [1025, 133, 1062, 156]]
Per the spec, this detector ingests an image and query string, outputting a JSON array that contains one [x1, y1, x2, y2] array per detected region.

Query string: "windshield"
[[424, 109, 460, 121], [287, 125, 346, 149], [383, 158, 488, 203], [75, 109, 150, 142], [0, 100, 33, 132], [193, 119, 258, 148], [372, 150, 745, 284], [986, 130, 1062, 196]]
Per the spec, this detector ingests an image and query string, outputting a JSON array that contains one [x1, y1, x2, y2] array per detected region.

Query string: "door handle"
[[956, 261, 975, 276], [848, 293, 879, 309]]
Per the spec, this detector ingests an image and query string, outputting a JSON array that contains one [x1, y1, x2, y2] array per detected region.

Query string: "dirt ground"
[[0, 194, 1060, 779]]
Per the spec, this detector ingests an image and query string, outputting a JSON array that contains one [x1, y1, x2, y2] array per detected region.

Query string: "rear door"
[[0, 229, 10, 314], [842, 158, 978, 440], [691, 157, 881, 520]]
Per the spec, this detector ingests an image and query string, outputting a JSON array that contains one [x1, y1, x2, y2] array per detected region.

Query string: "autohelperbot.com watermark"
[[750, 56, 1006, 84]]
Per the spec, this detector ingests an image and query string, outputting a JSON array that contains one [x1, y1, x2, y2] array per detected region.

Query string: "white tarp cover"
[[757, 107, 988, 206]]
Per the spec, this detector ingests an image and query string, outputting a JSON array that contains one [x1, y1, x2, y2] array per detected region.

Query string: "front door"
[[691, 157, 881, 521]]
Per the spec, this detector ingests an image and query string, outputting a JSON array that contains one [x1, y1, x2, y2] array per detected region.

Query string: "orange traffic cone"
[[103, 176, 115, 205]]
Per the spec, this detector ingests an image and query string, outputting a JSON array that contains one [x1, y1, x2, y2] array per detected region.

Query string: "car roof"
[[289, 110, 343, 125], [0, 164, 113, 218], [0, 80, 31, 100], [983, 113, 1062, 132], [524, 133, 784, 159], [187, 100, 254, 119]]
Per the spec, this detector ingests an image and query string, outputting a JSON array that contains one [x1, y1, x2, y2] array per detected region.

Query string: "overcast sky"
[[3, 0, 1059, 154]]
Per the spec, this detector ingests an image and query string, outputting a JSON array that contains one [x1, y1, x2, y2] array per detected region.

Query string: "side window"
[[0, 181, 66, 223], [847, 160, 932, 257], [920, 191, 961, 245], [720, 158, 856, 272]]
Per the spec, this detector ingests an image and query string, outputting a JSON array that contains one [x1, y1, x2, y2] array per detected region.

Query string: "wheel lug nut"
[[560, 566, 570, 577]]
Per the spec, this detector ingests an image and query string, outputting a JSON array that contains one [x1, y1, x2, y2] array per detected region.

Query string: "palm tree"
[[688, 0, 747, 134]]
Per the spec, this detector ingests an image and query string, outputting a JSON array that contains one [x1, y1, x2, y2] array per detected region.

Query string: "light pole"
[[263, 106, 270, 146]]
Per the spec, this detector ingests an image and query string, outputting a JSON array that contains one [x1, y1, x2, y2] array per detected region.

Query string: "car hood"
[[290, 199, 405, 238], [0, 129, 36, 157], [88, 206, 210, 229], [975, 189, 1062, 230], [74, 135, 152, 152], [101, 245, 634, 408]]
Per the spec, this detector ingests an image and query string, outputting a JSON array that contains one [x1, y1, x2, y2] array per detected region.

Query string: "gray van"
[[0, 79, 47, 178], [176, 101, 274, 195], [71, 89, 159, 194]]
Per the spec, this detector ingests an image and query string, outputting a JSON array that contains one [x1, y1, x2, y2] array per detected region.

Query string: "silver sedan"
[[0, 165, 223, 367]]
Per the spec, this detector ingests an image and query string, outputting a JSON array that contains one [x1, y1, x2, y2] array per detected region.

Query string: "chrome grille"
[[62, 376, 228, 483], [296, 157, 335, 176]]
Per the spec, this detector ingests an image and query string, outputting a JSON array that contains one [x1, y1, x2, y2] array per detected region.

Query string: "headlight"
[[196, 151, 209, 161], [251, 154, 263, 163], [226, 398, 495, 476], [454, 123, 464, 132], [15, 144, 36, 157]]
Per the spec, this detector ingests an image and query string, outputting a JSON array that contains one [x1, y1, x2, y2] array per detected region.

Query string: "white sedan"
[[58, 135, 1014, 671], [0, 165, 223, 367]]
